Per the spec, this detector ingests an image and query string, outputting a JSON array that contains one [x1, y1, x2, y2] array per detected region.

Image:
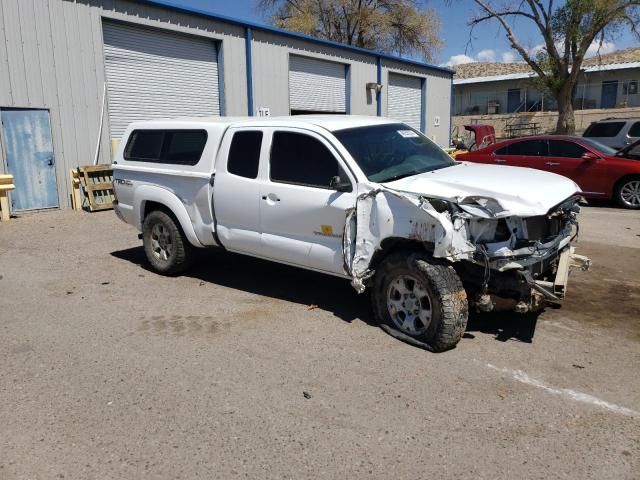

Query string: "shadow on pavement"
[[112, 246, 541, 346], [466, 310, 540, 343], [111, 246, 374, 326]]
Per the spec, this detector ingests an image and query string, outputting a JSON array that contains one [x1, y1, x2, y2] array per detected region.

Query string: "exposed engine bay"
[[343, 186, 590, 313]]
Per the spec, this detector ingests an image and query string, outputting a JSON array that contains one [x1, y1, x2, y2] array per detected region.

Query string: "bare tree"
[[256, 0, 443, 62], [468, 0, 640, 134]]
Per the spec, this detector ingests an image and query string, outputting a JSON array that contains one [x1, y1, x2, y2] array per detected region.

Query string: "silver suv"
[[583, 117, 640, 150]]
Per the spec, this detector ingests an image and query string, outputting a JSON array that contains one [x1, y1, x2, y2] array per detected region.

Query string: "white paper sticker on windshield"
[[397, 130, 419, 138]]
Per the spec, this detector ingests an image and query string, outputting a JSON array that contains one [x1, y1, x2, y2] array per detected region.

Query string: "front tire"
[[615, 176, 640, 209], [372, 253, 468, 352], [142, 210, 193, 275]]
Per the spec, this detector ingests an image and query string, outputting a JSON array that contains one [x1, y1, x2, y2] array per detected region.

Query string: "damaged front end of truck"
[[343, 185, 590, 314]]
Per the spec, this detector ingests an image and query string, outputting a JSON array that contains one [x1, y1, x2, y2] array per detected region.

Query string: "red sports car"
[[456, 136, 640, 209]]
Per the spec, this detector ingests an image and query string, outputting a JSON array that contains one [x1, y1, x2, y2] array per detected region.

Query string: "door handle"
[[262, 194, 280, 202], [545, 162, 560, 166], [47, 158, 54, 166], [494, 159, 506, 163]]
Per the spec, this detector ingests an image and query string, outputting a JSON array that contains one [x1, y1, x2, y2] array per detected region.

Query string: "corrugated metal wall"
[[251, 30, 379, 117], [0, 0, 247, 208], [0, 0, 451, 208], [382, 60, 452, 146]]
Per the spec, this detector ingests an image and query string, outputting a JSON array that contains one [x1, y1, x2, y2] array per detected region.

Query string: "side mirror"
[[581, 152, 600, 161], [330, 175, 352, 192]]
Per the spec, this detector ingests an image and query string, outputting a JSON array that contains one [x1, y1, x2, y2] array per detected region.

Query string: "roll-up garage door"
[[289, 55, 346, 114], [102, 21, 220, 138], [388, 73, 423, 131]]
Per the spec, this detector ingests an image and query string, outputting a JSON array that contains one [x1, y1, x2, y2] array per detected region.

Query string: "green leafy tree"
[[256, 0, 443, 62], [469, 0, 640, 134]]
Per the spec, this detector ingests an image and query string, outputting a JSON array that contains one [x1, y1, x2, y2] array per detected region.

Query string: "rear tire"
[[142, 210, 193, 275], [615, 176, 640, 209], [371, 253, 468, 352]]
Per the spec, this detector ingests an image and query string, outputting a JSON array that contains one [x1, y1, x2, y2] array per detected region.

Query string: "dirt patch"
[[552, 241, 640, 340]]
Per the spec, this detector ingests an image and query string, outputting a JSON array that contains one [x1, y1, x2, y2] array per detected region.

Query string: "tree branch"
[[524, 0, 561, 68], [471, 0, 547, 80]]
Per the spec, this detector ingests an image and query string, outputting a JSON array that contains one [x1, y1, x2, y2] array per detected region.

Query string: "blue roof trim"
[[129, 0, 454, 77]]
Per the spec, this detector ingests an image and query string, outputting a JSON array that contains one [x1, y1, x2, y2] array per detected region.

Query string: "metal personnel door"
[[507, 89, 521, 113], [600, 81, 618, 109], [387, 73, 423, 131], [0, 109, 58, 211]]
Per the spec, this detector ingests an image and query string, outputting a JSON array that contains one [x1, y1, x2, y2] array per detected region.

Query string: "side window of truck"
[[227, 131, 263, 179], [124, 130, 207, 166], [270, 131, 342, 189]]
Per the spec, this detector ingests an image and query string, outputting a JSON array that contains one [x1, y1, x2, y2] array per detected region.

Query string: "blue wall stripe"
[[376, 57, 382, 116], [245, 27, 254, 116], [449, 77, 454, 146], [345, 64, 351, 114]]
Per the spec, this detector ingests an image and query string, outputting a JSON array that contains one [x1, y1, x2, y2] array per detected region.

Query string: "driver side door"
[[259, 128, 356, 275], [545, 139, 609, 195]]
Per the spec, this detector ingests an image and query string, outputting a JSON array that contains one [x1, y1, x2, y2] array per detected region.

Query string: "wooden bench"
[[0, 174, 15, 222]]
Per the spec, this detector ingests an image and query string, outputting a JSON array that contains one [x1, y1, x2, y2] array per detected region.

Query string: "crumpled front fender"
[[343, 184, 476, 293]]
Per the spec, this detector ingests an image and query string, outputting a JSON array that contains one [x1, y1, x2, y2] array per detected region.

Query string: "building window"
[[623, 80, 638, 95]]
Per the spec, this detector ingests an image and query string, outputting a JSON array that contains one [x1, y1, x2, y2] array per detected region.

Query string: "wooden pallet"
[[77, 164, 114, 212], [0, 174, 16, 222], [69, 169, 82, 211]]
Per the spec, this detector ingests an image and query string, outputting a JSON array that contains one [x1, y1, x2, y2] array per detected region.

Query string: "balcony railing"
[[453, 81, 640, 116]]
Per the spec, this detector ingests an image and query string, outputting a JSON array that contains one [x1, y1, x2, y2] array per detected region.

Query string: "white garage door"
[[289, 55, 346, 113], [388, 73, 423, 131], [103, 21, 221, 138]]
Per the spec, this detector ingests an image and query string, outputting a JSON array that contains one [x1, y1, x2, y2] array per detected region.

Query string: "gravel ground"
[[0, 205, 639, 479]]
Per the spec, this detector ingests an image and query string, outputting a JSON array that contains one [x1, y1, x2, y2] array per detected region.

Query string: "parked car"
[[456, 135, 640, 209], [113, 116, 589, 352], [582, 117, 640, 150]]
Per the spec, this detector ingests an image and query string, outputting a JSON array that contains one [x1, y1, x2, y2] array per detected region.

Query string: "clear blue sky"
[[178, 0, 637, 66]]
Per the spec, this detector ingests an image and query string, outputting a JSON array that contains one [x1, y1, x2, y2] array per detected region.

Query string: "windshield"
[[622, 140, 640, 159], [580, 137, 618, 155], [333, 123, 456, 183]]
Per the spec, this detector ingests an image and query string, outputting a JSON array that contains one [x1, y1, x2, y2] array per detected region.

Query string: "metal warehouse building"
[[0, 0, 453, 211]]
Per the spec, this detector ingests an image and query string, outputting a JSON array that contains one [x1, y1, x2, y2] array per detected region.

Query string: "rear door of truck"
[[212, 128, 266, 255]]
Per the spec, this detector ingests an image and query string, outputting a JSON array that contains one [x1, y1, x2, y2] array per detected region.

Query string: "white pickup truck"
[[112, 115, 589, 351]]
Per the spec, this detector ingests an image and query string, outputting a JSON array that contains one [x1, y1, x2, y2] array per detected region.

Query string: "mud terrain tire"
[[372, 253, 468, 352], [142, 210, 193, 275]]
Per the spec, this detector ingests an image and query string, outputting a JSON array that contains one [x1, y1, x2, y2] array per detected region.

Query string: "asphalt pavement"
[[0, 205, 638, 479]]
